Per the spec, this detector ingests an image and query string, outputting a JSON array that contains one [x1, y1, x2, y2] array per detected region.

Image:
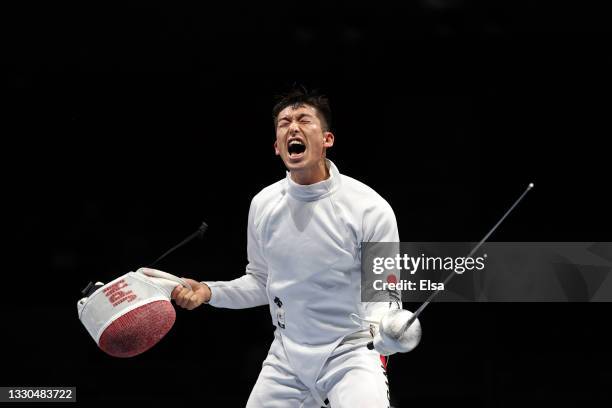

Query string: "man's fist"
[[372, 309, 422, 356], [171, 279, 211, 310]]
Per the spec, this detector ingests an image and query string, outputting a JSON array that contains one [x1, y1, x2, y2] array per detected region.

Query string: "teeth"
[[289, 140, 304, 146]]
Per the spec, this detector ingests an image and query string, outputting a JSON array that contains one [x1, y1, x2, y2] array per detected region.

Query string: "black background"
[[4, 1, 612, 406]]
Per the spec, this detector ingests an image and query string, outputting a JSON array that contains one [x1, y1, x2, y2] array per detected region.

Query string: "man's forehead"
[[277, 104, 318, 119]]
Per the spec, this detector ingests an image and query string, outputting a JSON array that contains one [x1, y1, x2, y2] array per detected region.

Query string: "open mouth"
[[287, 140, 306, 158]]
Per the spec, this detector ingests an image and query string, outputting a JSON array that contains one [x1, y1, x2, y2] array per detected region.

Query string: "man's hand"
[[171, 279, 212, 310], [372, 309, 422, 356]]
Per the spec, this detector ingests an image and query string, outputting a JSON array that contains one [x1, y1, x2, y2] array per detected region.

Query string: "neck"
[[290, 159, 329, 185]]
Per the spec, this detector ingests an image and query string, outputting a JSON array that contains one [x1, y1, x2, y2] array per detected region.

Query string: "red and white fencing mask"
[[77, 268, 189, 358]]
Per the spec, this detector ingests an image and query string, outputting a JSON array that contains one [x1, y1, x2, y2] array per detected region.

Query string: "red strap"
[[380, 355, 387, 370]]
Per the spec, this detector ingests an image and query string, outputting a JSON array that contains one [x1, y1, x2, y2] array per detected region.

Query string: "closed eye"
[[297, 114, 313, 123]]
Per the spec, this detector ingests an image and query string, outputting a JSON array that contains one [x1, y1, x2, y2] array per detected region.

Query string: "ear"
[[274, 140, 280, 155], [323, 131, 335, 148]]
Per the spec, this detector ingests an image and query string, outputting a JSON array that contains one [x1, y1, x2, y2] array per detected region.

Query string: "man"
[[168, 88, 421, 407]]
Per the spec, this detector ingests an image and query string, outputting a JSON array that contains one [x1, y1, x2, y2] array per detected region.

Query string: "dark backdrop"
[[4, 1, 612, 406]]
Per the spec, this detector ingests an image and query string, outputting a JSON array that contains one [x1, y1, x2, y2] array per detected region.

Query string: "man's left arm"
[[362, 200, 422, 355], [362, 200, 401, 316]]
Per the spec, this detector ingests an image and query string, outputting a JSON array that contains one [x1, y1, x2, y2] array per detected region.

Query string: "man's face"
[[274, 104, 333, 172]]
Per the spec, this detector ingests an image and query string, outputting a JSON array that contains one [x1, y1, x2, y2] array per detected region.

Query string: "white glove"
[[135, 267, 192, 296], [372, 309, 422, 356]]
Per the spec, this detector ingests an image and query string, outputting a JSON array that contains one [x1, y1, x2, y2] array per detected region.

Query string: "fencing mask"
[[77, 268, 190, 358]]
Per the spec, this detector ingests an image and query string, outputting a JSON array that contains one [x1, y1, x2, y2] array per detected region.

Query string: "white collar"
[[286, 159, 341, 202]]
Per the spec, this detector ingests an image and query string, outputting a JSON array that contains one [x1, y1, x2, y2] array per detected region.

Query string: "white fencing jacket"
[[205, 159, 400, 389]]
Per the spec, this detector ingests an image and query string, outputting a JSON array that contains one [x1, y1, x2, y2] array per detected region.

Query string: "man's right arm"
[[175, 197, 269, 310]]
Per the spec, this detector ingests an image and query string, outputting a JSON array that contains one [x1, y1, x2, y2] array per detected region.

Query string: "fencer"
[[164, 88, 421, 407]]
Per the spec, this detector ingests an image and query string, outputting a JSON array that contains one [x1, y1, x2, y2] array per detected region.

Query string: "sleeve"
[[361, 199, 402, 320], [202, 198, 269, 309]]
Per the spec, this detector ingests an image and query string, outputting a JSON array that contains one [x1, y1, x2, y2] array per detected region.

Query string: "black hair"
[[272, 86, 332, 131]]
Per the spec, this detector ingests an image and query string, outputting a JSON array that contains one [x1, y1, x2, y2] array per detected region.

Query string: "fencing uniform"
[[205, 159, 400, 407]]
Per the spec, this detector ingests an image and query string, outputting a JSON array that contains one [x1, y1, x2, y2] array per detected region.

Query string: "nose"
[[288, 121, 300, 134]]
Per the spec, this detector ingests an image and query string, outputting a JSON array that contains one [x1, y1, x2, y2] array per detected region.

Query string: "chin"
[[283, 156, 310, 171]]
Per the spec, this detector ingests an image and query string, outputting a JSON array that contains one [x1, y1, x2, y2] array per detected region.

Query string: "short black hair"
[[272, 87, 332, 131]]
